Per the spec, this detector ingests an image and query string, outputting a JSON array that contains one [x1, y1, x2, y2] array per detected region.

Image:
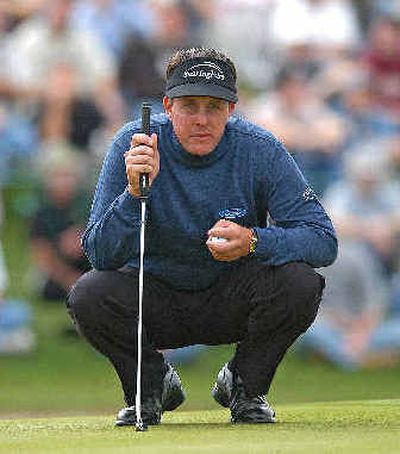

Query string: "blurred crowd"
[[0, 0, 400, 368]]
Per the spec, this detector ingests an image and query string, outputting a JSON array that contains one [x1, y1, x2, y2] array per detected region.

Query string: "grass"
[[1, 400, 399, 454]]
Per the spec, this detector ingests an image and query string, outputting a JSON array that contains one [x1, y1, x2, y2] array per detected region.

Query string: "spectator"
[[0, 2, 38, 185], [364, 13, 400, 115], [4, 0, 124, 149], [29, 141, 91, 302], [151, 0, 191, 48], [248, 67, 346, 195], [369, 0, 400, 24], [0, 297, 35, 354], [204, 0, 278, 91], [4, 1, 46, 23], [162, 344, 205, 366], [267, 0, 362, 99], [71, 0, 157, 59], [0, 192, 35, 354], [317, 59, 400, 151], [269, 0, 361, 60], [0, 103, 39, 186], [301, 242, 400, 369], [150, 0, 204, 72], [118, 34, 164, 118], [179, 0, 214, 44], [301, 147, 400, 369], [116, 0, 213, 117], [386, 134, 400, 178], [325, 146, 400, 274]]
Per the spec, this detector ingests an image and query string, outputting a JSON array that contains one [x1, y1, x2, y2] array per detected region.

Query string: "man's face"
[[163, 96, 235, 156]]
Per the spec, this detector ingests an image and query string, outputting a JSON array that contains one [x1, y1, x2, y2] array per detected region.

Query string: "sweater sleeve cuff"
[[113, 188, 150, 222], [252, 227, 276, 260]]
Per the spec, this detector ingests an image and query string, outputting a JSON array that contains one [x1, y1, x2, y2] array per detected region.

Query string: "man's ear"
[[228, 102, 236, 115], [163, 96, 173, 118]]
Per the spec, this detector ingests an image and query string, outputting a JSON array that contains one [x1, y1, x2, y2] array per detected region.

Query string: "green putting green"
[[1, 400, 399, 454]]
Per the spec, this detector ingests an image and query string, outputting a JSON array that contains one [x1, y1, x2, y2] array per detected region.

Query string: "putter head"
[[135, 420, 148, 432]]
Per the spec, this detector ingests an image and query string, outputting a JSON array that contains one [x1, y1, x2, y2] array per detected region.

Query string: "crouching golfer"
[[67, 47, 337, 425]]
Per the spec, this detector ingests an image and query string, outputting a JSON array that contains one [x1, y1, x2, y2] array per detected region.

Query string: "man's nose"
[[194, 108, 208, 125]]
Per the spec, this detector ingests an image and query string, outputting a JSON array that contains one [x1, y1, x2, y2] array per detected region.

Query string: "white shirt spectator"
[[270, 0, 361, 51], [204, 0, 279, 89], [5, 16, 116, 97]]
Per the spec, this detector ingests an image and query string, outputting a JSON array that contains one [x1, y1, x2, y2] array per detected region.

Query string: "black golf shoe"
[[212, 363, 276, 424], [161, 361, 186, 411], [115, 395, 162, 427], [115, 363, 186, 426]]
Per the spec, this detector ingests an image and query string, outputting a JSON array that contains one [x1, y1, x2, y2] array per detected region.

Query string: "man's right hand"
[[125, 133, 160, 197]]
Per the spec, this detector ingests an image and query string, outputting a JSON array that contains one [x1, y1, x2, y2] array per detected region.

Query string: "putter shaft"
[[135, 199, 147, 429]]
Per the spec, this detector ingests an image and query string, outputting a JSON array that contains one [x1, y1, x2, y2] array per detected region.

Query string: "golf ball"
[[209, 236, 228, 243]]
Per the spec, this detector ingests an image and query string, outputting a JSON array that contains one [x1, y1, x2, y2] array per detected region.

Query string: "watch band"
[[249, 228, 258, 255]]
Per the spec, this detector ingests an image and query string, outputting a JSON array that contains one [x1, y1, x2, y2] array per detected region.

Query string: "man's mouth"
[[191, 133, 212, 139]]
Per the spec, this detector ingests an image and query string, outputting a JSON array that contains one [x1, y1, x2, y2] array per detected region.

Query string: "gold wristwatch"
[[249, 228, 258, 255]]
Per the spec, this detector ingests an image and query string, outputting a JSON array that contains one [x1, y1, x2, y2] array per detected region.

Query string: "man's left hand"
[[206, 220, 252, 262]]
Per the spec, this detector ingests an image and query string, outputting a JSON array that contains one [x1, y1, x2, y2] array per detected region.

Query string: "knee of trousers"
[[66, 270, 100, 328], [275, 262, 325, 331]]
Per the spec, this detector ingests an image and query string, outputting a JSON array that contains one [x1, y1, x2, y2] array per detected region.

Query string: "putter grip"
[[140, 102, 151, 199]]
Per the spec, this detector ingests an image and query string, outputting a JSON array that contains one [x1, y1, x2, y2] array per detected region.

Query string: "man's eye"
[[183, 104, 196, 113], [209, 103, 223, 112]]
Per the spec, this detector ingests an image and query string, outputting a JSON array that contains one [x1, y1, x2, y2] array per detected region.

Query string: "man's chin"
[[185, 139, 216, 156]]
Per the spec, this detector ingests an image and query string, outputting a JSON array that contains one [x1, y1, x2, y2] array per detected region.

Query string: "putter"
[[135, 102, 151, 432]]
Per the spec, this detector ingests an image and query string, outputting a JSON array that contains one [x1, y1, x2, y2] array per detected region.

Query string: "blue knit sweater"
[[83, 114, 337, 290]]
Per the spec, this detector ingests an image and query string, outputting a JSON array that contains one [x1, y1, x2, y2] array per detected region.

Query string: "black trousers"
[[66, 261, 325, 406]]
